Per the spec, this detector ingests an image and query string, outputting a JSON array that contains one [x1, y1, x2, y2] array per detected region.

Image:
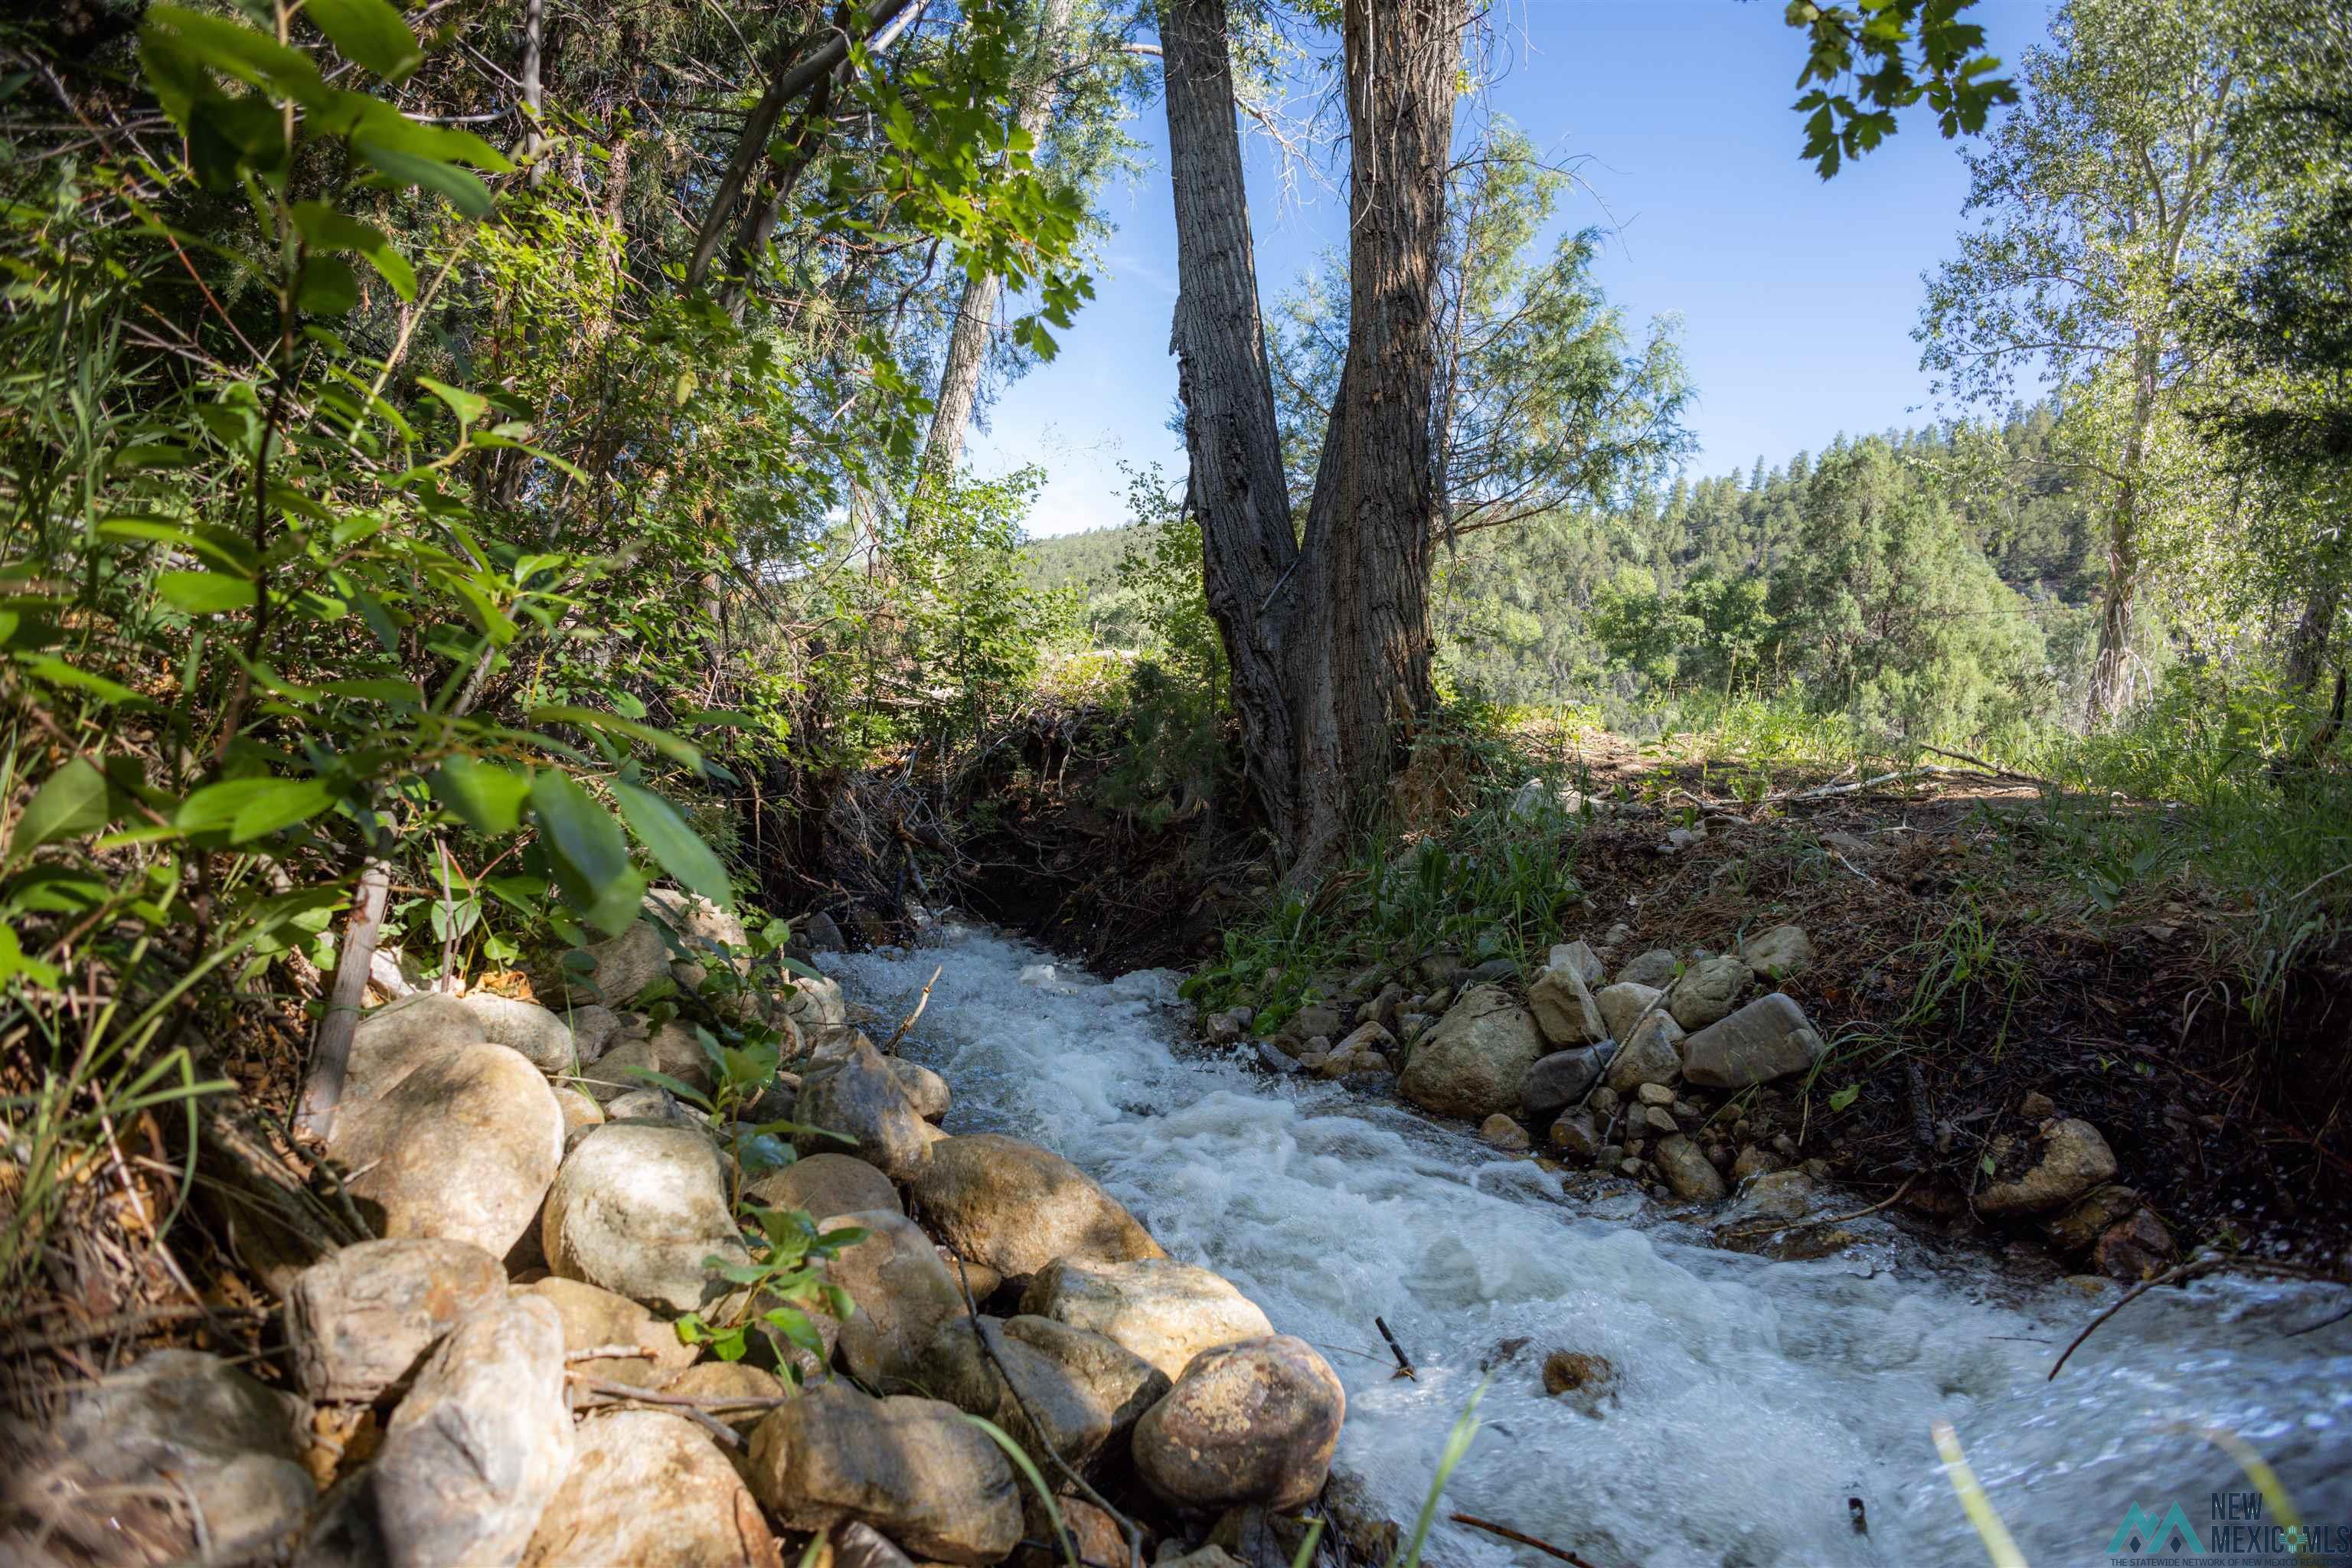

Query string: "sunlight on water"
[[826, 923, 2352, 1568]]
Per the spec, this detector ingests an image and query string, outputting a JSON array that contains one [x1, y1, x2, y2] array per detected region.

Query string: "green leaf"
[[157, 570, 256, 613], [297, 253, 361, 315], [617, 1066, 713, 1110], [12, 759, 112, 855], [415, 375, 489, 430], [291, 201, 418, 299], [357, 139, 492, 216], [612, 779, 731, 908], [178, 776, 332, 841], [18, 655, 139, 704], [305, 0, 423, 82], [1828, 1083, 1860, 1112], [0, 923, 62, 989], [430, 757, 531, 835], [529, 770, 631, 905]]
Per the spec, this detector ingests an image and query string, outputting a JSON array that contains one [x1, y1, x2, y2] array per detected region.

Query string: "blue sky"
[[966, 0, 2058, 538]]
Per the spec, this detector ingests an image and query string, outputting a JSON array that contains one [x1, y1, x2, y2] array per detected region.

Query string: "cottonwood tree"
[[1158, 0, 2010, 873], [1919, 0, 2249, 727]]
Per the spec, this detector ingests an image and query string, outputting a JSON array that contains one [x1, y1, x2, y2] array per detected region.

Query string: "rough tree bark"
[[2085, 328, 2160, 727], [1158, 0, 1462, 875], [920, 0, 1076, 478]]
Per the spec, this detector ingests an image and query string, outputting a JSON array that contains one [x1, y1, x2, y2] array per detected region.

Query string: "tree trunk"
[[2085, 329, 2161, 728], [2284, 553, 2344, 696], [920, 0, 1076, 478], [1158, 0, 1460, 876]]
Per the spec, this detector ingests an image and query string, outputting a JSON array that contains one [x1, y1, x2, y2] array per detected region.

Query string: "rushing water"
[[823, 922, 2352, 1568]]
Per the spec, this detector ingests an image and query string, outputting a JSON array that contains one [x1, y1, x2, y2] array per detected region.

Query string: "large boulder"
[[1521, 1045, 1612, 1122], [520, 1410, 781, 1568], [794, 1039, 943, 1178], [542, 1122, 749, 1315], [345, 993, 485, 1109], [746, 1151, 902, 1220], [1680, 994, 1824, 1089], [5, 1350, 311, 1567], [286, 1237, 507, 1403], [1976, 1118, 2118, 1217], [1527, 962, 1606, 1047], [1018, 1256, 1272, 1381], [1396, 985, 1543, 1121], [362, 1295, 573, 1568], [746, 1384, 1021, 1565], [906, 1134, 1163, 1285], [1664, 956, 1751, 1031], [1132, 1336, 1344, 1512], [330, 1043, 563, 1259], [819, 1210, 969, 1390], [521, 1276, 701, 1389]]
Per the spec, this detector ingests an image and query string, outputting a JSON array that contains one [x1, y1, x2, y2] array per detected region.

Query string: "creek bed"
[[825, 923, 2352, 1568]]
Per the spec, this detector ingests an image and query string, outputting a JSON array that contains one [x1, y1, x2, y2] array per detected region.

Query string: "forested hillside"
[[1029, 407, 2108, 740]]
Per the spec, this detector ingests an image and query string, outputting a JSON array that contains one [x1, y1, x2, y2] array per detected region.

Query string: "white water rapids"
[[822, 922, 2352, 1568]]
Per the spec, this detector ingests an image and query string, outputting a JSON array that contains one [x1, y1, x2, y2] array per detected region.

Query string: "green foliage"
[[1784, 0, 2020, 177], [676, 1204, 864, 1370]]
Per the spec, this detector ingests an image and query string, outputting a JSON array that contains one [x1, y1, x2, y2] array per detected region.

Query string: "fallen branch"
[[1917, 745, 2056, 792], [566, 1373, 760, 1449], [879, 964, 943, 1054], [0, 1304, 267, 1357], [2047, 1254, 2350, 1380], [1449, 1513, 1600, 1568]]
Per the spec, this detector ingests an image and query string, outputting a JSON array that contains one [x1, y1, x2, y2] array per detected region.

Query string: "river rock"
[[518, 1409, 778, 1568], [1001, 1314, 1171, 1440], [2093, 1208, 2174, 1280], [1736, 924, 1814, 978], [822, 1210, 969, 1388], [563, 1004, 626, 1065], [1665, 956, 1750, 1031], [543, 1122, 749, 1314], [560, 919, 671, 1008], [780, 972, 851, 1037], [914, 1315, 1118, 1467], [347, 993, 487, 1109], [2040, 1183, 2142, 1253], [1653, 1135, 1726, 1201], [1680, 994, 1824, 1089], [584, 1020, 714, 1104], [1397, 985, 1543, 1121], [602, 1086, 707, 1129], [1729, 1145, 1783, 1184], [748, 1151, 902, 1220], [802, 910, 847, 952], [885, 1059, 949, 1122], [521, 1276, 701, 1388], [1976, 1118, 2118, 1216], [351, 1295, 571, 1568], [456, 993, 576, 1076], [7, 1350, 312, 1566], [1549, 1109, 1604, 1161], [1548, 941, 1606, 988], [1527, 962, 1606, 1047], [286, 1237, 507, 1403], [1594, 981, 1664, 1042], [909, 1133, 1164, 1284], [746, 1384, 1020, 1564], [1019, 1256, 1274, 1379], [554, 1085, 606, 1140], [1540, 1350, 1619, 1417], [649, 886, 747, 952], [1133, 1335, 1344, 1512], [1601, 1013, 1684, 1094], [1479, 1113, 1530, 1152], [331, 1042, 563, 1259], [1614, 949, 1680, 989], [795, 1038, 944, 1178], [1521, 1045, 1612, 1120]]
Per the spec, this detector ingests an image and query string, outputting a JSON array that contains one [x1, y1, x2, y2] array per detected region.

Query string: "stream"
[[822, 921, 2352, 1568]]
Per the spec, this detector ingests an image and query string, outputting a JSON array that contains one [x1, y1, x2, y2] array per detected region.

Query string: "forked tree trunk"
[[1158, 0, 1461, 875], [2085, 330, 2161, 728]]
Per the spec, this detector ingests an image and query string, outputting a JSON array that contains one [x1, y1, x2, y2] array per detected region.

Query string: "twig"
[[1449, 1513, 1600, 1568], [2047, 1256, 2220, 1380], [1917, 745, 2057, 792], [878, 964, 942, 1054], [1721, 1175, 1916, 1240], [565, 1344, 655, 1363], [565, 1374, 750, 1448], [1374, 1316, 1417, 1380], [0, 1304, 266, 1357]]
